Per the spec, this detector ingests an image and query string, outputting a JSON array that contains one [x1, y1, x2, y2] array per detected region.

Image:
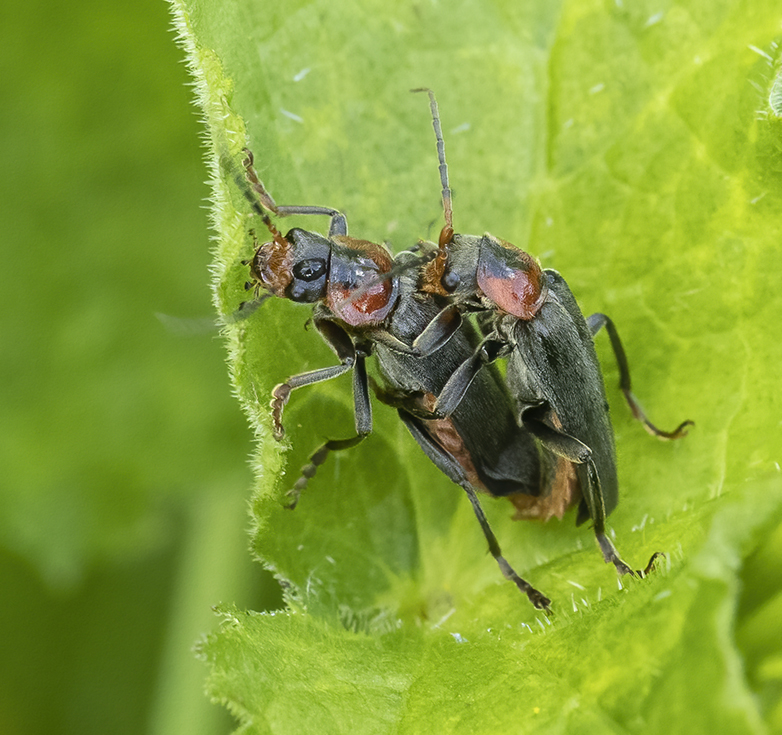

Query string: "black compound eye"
[[293, 258, 327, 282], [442, 269, 460, 292]]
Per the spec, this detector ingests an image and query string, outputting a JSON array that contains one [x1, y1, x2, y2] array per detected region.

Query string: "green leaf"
[[171, 0, 782, 731], [201, 481, 782, 734]]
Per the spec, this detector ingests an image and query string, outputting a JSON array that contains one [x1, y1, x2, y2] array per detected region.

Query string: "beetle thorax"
[[327, 237, 399, 327], [475, 235, 546, 320]]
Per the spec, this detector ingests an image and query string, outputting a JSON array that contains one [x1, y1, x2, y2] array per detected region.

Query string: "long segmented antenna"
[[219, 148, 288, 250], [242, 148, 349, 237], [411, 88, 454, 248]]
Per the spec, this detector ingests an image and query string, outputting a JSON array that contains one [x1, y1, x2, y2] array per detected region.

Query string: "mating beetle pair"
[[227, 91, 691, 611]]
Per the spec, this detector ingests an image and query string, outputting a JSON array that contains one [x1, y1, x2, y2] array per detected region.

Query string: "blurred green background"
[[0, 1, 281, 733]]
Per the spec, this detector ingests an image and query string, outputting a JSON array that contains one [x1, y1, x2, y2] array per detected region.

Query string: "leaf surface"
[[170, 0, 782, 731]]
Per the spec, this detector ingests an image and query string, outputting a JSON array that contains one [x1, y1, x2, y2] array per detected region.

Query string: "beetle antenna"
[[411, 88, 454, 249], [219, 148, 288, 249]]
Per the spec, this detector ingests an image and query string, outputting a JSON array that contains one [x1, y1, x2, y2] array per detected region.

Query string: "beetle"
[[410, 89, 692, 577], [224, 148, 557, 610]]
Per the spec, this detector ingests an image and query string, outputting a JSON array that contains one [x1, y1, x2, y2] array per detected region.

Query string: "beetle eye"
[[442, 269, 460, 292], [293, 258, 327, 282]]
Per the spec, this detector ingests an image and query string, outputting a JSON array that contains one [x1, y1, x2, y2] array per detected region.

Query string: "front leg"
[[367, 304, 464, 356], [271, 319, 368, 440], [242, 149, 349, 236], [285, 428, 368, 510], [431, 336, 510, 417]]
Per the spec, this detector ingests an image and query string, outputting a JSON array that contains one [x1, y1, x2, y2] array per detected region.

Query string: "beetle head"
[[246, 227, 330, 304], [414, 90, 546, 319], [421, 233, 545, 319]]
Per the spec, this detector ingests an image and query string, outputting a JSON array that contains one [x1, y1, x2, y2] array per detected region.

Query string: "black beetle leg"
[[271, 320, 363, 441], [271, 366, 352, 442], [273, 205, 348, 238], [242, 148, 348, 236], [520, 416, 641, 577], [399, 412, 551, 612], [642, 551, 666, 577], [583, 461, 635, 576], [433, 337, 508, 417], [226, 293, 273, 323], [366, 305, 463, 357], [286, 433, 368, 510], [587, 313, 693, 440], [283, 353, 373, 509], [410, 305, 463, 355]]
